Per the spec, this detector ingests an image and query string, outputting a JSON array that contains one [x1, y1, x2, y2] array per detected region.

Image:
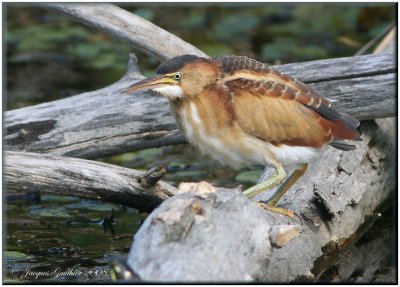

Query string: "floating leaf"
[[4, 251, 31, 259], [235, 170, 263, 184]]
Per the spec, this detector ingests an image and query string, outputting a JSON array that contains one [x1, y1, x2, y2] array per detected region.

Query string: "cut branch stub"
[[138, 165, 167, 189]]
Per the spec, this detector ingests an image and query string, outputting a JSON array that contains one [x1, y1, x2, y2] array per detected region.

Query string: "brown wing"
[[216, 56, 360, 149]]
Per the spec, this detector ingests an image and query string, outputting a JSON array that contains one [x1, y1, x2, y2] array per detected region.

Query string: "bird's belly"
[[185, 130, 320, 169], [176, 108, 255, 169], [177, 114, 269, 168], [181, 124, 248, 169], [192, 135, 246, 168], [272, 144, 320, 168]]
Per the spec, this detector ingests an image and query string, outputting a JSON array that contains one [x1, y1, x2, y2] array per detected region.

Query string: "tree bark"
[[318, 211, 395, 283], [5, 151, 177, 213]]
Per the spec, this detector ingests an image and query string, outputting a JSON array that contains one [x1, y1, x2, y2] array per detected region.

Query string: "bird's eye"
[[174, 72, 182, 80]]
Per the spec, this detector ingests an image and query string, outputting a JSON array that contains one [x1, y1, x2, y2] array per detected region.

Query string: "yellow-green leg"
[[244, 164, 308, 217], [243, 165, 286, 198], [267, 163, 308, 206]]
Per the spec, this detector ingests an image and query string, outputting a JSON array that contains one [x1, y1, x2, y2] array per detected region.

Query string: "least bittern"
[[122, 55, 360, 217]]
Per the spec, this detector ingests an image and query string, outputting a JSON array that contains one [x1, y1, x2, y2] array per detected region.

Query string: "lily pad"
[[38, 207, 71, 219], [87, 203, 122, 212], [40, 194, 80, 203], [4, 251, 31, 259], [235, 170, 263, 184]]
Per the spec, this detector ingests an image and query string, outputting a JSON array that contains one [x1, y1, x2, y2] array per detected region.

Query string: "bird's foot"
[[256, 201, 294, 218]]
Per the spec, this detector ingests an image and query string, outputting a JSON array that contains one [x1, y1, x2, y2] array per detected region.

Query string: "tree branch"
[[5, 151, 177, 213], [39, 3, 207, 61]]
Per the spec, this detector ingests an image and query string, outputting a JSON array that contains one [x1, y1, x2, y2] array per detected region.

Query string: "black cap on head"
[[156, 54, 205, 75]]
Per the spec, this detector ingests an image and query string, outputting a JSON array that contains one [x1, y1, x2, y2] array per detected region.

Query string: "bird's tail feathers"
[[329, 140, 358, 151]]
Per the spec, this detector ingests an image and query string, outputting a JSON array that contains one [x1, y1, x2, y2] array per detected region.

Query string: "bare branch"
[[5, 151, 178, 213], [39, 3, 207, 61]]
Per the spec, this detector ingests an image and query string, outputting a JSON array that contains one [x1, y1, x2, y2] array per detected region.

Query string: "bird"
[[122, 54, 361, 217]]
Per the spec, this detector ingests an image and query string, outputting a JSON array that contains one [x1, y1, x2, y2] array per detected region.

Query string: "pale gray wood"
[[126, 118, 395, 282], [5, 50, 395, 159], [277, 48, 395, 83], [5, 55, 181, 159], [128, 188, 281, 282], [39, 3, 207, 61], [5, 151, 178, 212]]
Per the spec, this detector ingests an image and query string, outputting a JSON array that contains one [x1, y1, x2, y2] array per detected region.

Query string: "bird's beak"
[[120, 75, 176, 94]]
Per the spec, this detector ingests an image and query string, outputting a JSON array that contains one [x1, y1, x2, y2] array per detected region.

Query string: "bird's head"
[[122, 55, 220, 100]]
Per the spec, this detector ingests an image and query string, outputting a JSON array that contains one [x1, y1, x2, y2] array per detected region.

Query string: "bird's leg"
[[244, 164, 307, 218], [257, 163, 308, 217], [243, 165, 286, 198], [266, 163, 308, 206]]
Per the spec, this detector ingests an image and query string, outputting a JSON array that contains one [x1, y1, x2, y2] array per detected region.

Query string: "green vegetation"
[[6, 4, 394, 109]]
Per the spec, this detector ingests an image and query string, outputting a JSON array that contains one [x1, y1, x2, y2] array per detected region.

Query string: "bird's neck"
[[169, 86, 235, 141], [168, 98, 188, 129]]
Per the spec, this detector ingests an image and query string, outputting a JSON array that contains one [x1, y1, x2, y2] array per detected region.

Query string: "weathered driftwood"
[[5, 49, 395, 159], [126, 118, 395, 282], [39, 3, 206, 61], [5, 56, 183, 159], [5, 151, 177, 212]]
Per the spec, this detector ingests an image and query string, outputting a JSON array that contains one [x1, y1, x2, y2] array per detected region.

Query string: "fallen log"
[[5, 151, 177, 212], [126, 119, 395, 282]]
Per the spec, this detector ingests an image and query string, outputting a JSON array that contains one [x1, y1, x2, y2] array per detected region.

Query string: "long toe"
[[255, 201, 295, 218]]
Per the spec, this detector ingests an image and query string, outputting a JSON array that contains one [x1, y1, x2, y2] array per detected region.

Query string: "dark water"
[[5, 194, 147, 283]]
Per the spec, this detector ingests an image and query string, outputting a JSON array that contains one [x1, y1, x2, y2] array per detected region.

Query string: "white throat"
[[153, 85, 184, 99]]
